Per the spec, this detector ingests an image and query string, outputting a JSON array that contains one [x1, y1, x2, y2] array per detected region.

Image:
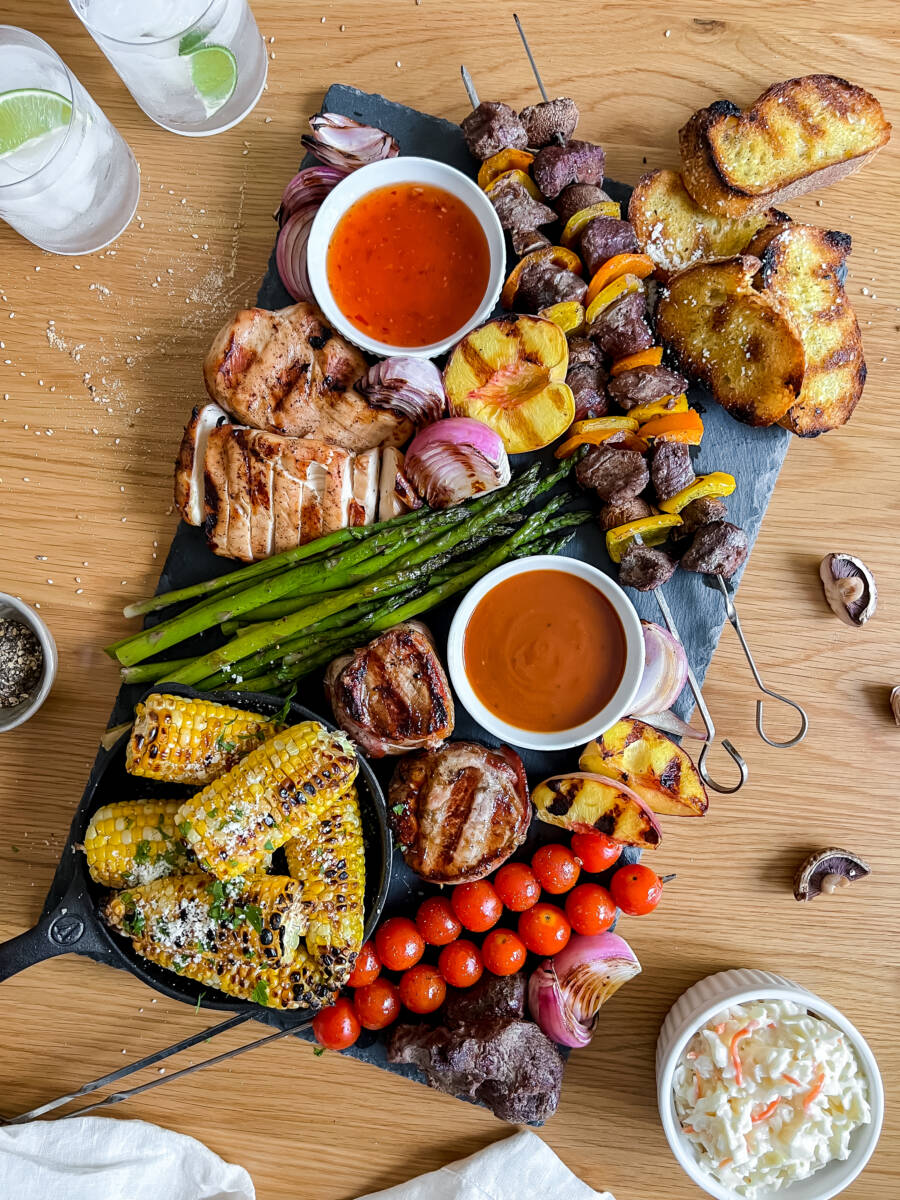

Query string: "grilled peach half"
[[532, 773, 662, 849], [580, 718, 709, 817], [444, 315, 575, 453]]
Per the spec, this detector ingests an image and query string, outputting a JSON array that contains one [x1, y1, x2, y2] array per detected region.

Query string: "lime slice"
[[185, 44, 237, 115], [0, 88, 72, 157]]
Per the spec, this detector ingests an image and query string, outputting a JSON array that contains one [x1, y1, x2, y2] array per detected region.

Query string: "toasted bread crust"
[[628, 168, 787, 276], [656, 256, 805, 427], [680, 75, 891, 215], [746, 223, 866, 436]]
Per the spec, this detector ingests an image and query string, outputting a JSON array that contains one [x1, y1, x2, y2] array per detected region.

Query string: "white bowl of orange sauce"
[[307, 156, 506, 358], [447, 555, 645, 751]]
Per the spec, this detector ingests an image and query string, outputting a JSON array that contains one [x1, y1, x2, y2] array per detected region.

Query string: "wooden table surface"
[[1, 1, 898, 1196]]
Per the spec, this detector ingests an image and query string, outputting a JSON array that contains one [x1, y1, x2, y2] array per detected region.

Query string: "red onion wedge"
[[276, 209, 317, 302], [277, 164, 346, 227], [630, 620, 688, 718], [405, 417, 510, 509], [301, 113, 399, 172], [356, 357, 447, 426], [528, 932, 641, 1049]]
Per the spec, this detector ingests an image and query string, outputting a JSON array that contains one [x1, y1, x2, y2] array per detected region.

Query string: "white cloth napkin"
[[356, 1131, 615, 1200], [0, 1116, 254, 1200]]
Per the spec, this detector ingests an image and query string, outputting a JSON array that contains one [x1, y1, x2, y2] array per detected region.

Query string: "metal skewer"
[[513, 13, 550, 103], [460, 64, 480, 110], [712, 575, 809, 749]]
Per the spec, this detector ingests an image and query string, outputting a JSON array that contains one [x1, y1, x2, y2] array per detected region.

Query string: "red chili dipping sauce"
[[463, 569, 627, 732], [326, 182, 491, 347]]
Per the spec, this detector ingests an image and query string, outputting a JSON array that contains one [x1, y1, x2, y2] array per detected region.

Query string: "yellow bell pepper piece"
[[559, 201, 622, 249], [539, 300, 586, 336], [605, 514, 683, 563], [484, 168, 542, 201], [571, 415, 639, 436], [585, 274, 644, 325], [658, 472, 737, 514], [631, 394, 689, 423], [478, 148, 535, 190]]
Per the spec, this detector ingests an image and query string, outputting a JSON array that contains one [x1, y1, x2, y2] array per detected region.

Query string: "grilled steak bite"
[[520, 97, 579, 147], [580, 217, 639, 276], [443, 972, 526, 1026], [618, 543, 678, 591], [650, 441, 695, 502], [389, 741, 530, 884], [461, 101, 528, 159], [203, 302, 413, 452], [512, 257, 588, 312], [598, 497, 653, 532], [608, 365, 689, 410], [567, 336, 603, 370], [556, 183, 612, 225], [487, 173, 557, 237], [533, 139, 605, 199], [567, 360, 609, 421], [673, 495, 728, 539], [589, 291, 654, 359], [681, 521, 749, 577], [325, 622, 454, 758], [576, 444, 649, 503]]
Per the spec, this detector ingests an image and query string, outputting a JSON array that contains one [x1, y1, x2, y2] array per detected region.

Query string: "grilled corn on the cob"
[[83, 800, 198, 888], [126, 693, 277, 786], [176, 722, 358, 880], [285, 789, 365, 961]]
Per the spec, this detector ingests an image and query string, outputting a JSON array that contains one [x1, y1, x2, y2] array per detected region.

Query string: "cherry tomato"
[[399, 963, 447, 1014], [481, 928, 527, 976], [493, 862, 541, 912], [531, 844, 581, 894], [375, 916, 425, 971], [571, 831, 623, 873], [517, 903, 571, 956], [565, 882, 617, 935], [312, 996, 360, 1050], [348, 940, 381, 988], [438, 938, 484, 988], [353, 978, 402, 1030], [610, 864, 664, 915], [415, 896, 462, 946], [450, 880, 503, 932]]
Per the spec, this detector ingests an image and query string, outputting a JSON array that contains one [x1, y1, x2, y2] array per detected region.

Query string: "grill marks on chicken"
[[325, 623, 454, 758], [204, 303, 413, 452]]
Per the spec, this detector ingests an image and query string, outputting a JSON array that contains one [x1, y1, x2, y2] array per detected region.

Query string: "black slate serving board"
[[39, 85, 791, 1108]]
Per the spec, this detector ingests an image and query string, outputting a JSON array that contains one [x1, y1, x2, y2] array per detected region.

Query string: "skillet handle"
[[0, 888, 113, 984]]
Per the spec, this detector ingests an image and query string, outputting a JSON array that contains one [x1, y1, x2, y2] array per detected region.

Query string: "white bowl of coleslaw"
[[656, 969, 884, 1200]]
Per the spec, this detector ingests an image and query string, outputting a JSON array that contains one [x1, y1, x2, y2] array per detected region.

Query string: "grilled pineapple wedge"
[[84, 799, 198, 888], [176, 722, 358, 880], [126, 693, 277, 786], [580, 719, 709, 817]]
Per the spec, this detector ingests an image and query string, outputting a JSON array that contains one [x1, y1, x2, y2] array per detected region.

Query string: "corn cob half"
[[126, 693, 278, 786], [284, 788, 365, 963], [83, 800, 198, 888], [176, 722, 358, 880]]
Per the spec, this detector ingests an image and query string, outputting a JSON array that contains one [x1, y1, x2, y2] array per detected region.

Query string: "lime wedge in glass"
[[183, 44, 237, 116], [0, 88, 72, 158]]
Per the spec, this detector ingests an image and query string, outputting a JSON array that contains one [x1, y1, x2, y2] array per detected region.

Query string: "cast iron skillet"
[[0, 683, 392, 1029]]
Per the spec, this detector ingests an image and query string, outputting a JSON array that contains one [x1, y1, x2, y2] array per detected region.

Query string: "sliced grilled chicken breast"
[[203, 302, 414, 452], [350, 448, 381, 527], [377, 446, 420, 520], [173, 402, 230, 526]]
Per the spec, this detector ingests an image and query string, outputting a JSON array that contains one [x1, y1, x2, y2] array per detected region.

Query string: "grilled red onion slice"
[[528, 932, 641, 1048], [301, 113, 399, 171], [629, 620, 688, 717], [277, 164, 346, 227], [356, 357, 447, 426], [405, 417, 510, 509], [276, 209, 316, 302]]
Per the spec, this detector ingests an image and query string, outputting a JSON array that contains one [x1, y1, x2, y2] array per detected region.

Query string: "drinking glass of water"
[[69, 0, 268, 136], [0, 26, 140, 254]]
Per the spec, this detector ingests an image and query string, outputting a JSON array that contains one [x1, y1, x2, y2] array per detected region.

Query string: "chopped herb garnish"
[[391, 803, 405, 816], [124, 910, 146, 936], [10, 845, 18, 853], [178, 820, 192, 837], [194, 990, 206, 1014], [133, 839, 152, 865], [264, 839, 275, 853], [273, 685, 297, 726], [313, 1045, 325, 1056], [251, 979, 269, 1006], [245, 904, 263, 934]]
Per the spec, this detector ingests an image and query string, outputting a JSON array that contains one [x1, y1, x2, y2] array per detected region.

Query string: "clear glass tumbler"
[[69, 0, 268, 137], [0, 26, 139, 254]]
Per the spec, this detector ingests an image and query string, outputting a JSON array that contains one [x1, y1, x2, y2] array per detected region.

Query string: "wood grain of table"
[[1, 2, 898, 1197]]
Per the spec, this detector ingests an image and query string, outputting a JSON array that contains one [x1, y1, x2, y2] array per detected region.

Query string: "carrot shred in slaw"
[[752, 1098, 781, 1123], [782, 1073, 802, 1087], [803, 1070, 826, 1110], [730, 1023, 757, 1086]]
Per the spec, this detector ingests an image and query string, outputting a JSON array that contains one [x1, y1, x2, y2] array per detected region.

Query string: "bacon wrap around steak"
[[389, 741, 530, 884]]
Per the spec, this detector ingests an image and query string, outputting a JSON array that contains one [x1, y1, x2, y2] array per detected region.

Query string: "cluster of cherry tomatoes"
[[312, 831, 667, 1051]]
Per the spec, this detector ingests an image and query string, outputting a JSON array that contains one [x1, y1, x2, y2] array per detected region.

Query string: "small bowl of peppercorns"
[[0, 593, 57, 733]]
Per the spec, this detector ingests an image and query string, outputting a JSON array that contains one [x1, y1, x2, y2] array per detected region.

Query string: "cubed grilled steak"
[[324, 622, 454, 758], [389, 741, 530, 883]]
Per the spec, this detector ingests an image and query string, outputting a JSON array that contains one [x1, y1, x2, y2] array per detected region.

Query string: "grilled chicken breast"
[[203, 303, 414, 452], [389, 741, 530, 883], [325, 622, 454, 758], [174, 403, 381, 561]]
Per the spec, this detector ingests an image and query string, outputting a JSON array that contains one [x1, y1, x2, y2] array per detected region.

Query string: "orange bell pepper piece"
[[610, 346, 664, 376], [555, 428, 648, 458], [478, 148, 535, 190], [639, 409, 704, 445], [585, 253, 655, 307], [501, 245, 583, 311]]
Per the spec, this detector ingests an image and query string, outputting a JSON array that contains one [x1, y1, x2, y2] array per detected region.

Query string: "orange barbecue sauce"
[[326, 182, 490, 347], [463, 570, 627, 733]]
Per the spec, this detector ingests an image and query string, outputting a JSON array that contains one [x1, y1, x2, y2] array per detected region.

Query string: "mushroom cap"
[[793, 847, 871, 901], [519, 97, 580, 148], [819, 553, 877, 626]]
